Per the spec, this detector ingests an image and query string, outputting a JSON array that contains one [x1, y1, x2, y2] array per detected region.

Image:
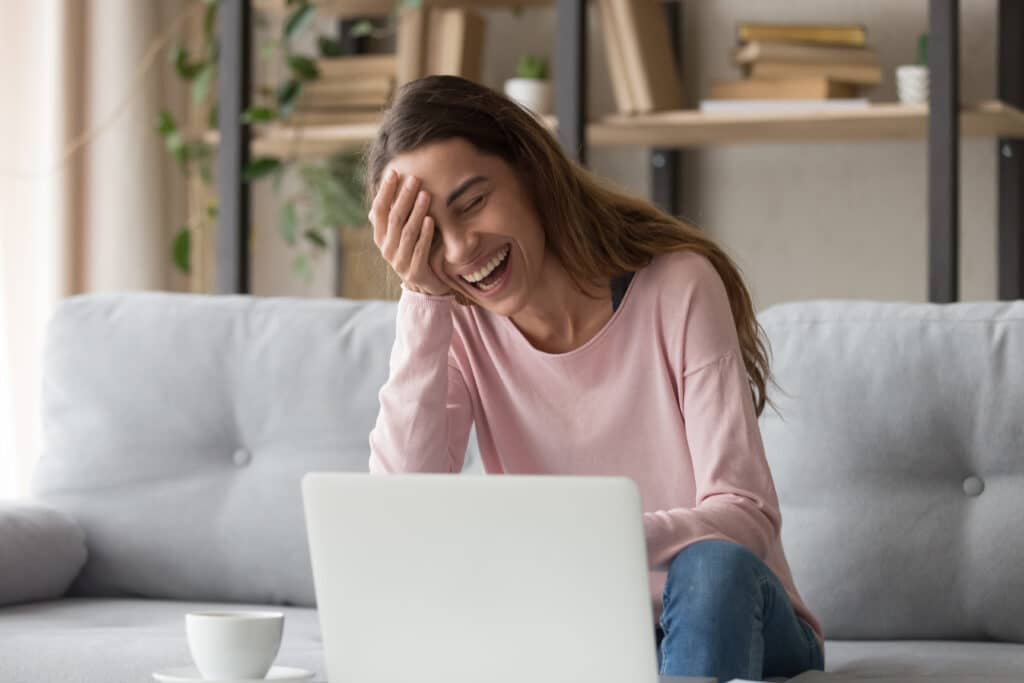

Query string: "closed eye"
[[463, 195, 484, 212]]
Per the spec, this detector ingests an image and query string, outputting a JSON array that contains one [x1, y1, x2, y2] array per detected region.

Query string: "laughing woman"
[[365, 75, 825, 682]]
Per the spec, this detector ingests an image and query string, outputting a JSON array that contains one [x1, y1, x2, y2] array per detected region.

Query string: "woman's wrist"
[[401, 282, 453, 300]]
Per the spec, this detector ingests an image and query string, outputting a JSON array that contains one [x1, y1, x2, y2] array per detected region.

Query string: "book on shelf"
[[710, 77, 858, 100], [736, 23, 868, 48], [283, 110, 383, 127], [734, 40, 878, 66], [605, 0, 683, 113], [316, 54, 397, 81], [298, 75, 394, 109], [698, 98, 870, 113], [426, 7, 486, 83], [597, 0, 637, 114], [396, 4, 429, 85], [749, 60, 882, 86]]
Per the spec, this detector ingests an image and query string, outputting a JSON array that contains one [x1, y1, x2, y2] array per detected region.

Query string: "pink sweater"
[[369, 249, 823, 646]]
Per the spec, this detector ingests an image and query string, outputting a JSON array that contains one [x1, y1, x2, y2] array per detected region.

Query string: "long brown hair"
[[365, 75, 777, 417]]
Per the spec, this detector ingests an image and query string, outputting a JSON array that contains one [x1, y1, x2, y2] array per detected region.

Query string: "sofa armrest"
[[0, 501, 87, 606]]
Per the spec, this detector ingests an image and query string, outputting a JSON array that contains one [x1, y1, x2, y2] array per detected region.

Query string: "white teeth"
[[461, 246, 510, 284]]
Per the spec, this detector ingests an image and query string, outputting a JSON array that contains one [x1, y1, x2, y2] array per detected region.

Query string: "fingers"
[[393, 190, 431, 273], [381, 175, 421, 260], [369, 169, 399, 247], [410, 216, 435, 275], [368, 170, 450, 296]]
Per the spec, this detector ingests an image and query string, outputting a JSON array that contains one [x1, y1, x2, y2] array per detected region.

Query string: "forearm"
[[643, 492, 781, 571], [369, 288, 473, 473]]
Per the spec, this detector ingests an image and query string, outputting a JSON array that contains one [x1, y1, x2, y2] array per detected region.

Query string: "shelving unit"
[[214, 0, 1024, 301], [206, 101, 1024, 157]]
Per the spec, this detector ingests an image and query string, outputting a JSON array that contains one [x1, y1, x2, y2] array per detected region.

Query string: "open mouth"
[[460, 245, 511, 292]]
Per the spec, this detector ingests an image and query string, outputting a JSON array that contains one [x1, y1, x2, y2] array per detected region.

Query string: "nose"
[[442, 228, 480, 269]]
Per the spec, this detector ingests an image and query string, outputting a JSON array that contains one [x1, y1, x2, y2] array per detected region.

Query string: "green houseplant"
[[896, 33, 929, 105], [503, 54, 551, 116], [158, 0, 408, 283]]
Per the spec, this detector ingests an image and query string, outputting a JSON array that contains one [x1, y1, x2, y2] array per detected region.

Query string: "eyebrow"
[[446, 175, 489, 208]]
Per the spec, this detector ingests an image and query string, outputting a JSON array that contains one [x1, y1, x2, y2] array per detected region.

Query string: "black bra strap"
[[610, 272, 635, 312]]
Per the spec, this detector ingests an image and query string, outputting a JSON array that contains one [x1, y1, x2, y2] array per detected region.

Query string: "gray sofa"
[[1, 291, 1022, 682]]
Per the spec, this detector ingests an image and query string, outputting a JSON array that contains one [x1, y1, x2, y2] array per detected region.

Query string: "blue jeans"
[[655, 540, 825, 682]]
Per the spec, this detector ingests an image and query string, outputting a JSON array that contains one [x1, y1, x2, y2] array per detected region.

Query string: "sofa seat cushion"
[[0, 597, 324, 683], [825, 639, 1024, 677]]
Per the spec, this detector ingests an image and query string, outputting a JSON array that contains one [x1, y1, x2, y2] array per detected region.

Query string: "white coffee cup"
[[185, 611, 284, 680]]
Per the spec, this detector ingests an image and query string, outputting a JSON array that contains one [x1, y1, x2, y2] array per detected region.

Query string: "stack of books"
[[597, 0, 683, 115], [702, 23, 882, 113], [291, 54, 398, 126]]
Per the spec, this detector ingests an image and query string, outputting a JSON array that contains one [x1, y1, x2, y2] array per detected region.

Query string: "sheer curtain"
[[0, 0, 190, 499], [0, 233, 15, 499]]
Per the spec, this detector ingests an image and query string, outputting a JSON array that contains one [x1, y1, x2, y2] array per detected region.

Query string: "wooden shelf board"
[[256, 0, 551, 18], [205, 101, 1024, 158], [206, 114, 557, 158], [593, 100, 1024, 147]]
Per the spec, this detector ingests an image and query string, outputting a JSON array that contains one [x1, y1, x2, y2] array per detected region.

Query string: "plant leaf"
[[279, 201, 298, 245], [243, 157, 283, 182], [192, 63, 215, 105], [173, 45, 206, 80], [304, 229, 328, 249], [284, 2, 315, 40], [203, 1, 217, 40], [348, 20, 374, 39], [317, 35, 344, 57], [241, 106, 276, 124], [515, 54, 548, 80], [260, 39, 281, 60], [164, 129, 186, 167], [287, 55, 319, 81], [292, 253, 312, 281], [157, 110, 177, 137], [172, 228, 191, 274], [276, 79, 301, 117], [185, 140, 213, 179]]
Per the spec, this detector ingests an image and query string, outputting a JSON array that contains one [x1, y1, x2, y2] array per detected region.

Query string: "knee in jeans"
[[666, 539, 762, 595]]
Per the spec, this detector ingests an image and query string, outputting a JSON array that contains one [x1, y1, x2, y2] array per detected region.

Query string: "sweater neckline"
[[497, 268, 641, 359]]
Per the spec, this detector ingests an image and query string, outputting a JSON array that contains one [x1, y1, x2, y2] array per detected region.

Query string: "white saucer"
[[152, 665, 315, 682]]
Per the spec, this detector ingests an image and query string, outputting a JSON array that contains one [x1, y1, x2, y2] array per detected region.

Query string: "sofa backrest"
[[34, 292, 481, 606], [758, 300, 1024, 643]]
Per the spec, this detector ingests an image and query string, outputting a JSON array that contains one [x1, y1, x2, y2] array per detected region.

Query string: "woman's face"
[[382, 137, 547, 316]]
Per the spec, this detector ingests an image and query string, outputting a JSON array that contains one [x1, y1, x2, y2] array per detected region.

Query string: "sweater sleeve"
[[368, 287, 474, 474], [642, 257, 782, 570]]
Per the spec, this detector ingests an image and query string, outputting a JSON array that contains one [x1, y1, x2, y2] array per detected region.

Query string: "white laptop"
[[301, 473, 662, 683]]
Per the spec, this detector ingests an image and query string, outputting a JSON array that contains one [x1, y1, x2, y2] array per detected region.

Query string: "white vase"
[[896, 65, 929, 105], [503, 78, 552, 116]]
